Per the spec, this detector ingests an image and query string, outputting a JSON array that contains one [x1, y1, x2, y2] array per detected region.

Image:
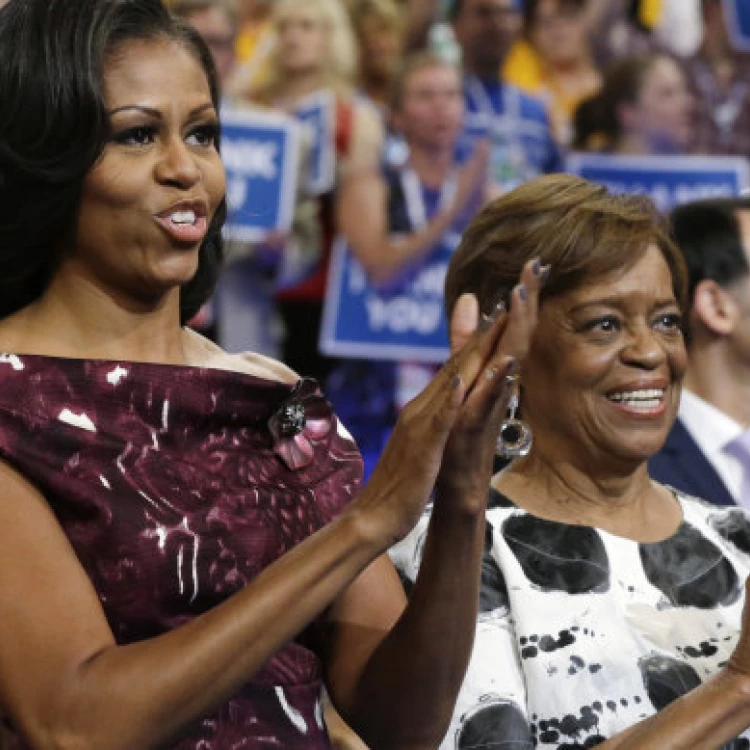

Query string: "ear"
[[449, 293, 480, 355], [692, 279, 740, 337]]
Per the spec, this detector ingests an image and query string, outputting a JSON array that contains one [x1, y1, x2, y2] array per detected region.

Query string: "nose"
[[154, 136, 202, 189], [621, 323, 667, 369]]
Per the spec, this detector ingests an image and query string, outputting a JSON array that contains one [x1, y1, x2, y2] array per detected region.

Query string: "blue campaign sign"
[[566, 153, 750, 213], [294, 89, 336, 196], [724, 0, 750, 52], [320, 236, 460, 363], [220, 108, 300, 242]]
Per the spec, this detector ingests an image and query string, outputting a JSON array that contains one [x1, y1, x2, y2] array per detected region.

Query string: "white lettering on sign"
[[226, 175, 248, 212], [222, 138, 279, 179], [409, 263, 448, 296], [365, 296, 442, 335]]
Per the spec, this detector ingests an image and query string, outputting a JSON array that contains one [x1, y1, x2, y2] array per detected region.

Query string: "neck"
[[545, 56, 596, 86], [615, 132, 653, 156], [277, 69, 326, 105], [406, 142, 454, 187], [683, 343, 750, 428], [495, 445, 681, 542], [464, 58, 501, 83], [15, 269, 188, 365], [702, 28, 732, 66]]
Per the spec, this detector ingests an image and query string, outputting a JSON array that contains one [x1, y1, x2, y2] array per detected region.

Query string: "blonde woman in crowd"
[[238, 0, 384, 382]]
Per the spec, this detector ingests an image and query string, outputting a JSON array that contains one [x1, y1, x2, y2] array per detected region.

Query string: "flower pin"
[[268, 378, 333, 470]]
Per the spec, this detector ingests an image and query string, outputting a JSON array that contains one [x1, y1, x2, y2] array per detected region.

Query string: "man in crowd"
[[450, 0, 562, 193], [650, 197, 750, 508]]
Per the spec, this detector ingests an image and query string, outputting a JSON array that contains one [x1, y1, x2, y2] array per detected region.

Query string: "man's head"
[[671, 198, 750, 357], [450, 0, 521, 77], [391, 53, 464, 150]]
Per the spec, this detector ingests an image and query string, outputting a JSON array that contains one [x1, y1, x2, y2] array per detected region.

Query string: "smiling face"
[[68, 37, 225, 308], [521, 245, 687, 470]]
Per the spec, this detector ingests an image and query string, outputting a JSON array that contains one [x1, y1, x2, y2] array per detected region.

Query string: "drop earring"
[[496, 375, 532, 459]]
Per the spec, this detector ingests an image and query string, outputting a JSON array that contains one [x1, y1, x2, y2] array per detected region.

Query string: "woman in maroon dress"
[[0, 0, 542, 747]]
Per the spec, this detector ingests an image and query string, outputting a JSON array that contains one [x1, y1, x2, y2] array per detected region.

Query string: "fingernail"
[[450, 374, 463, 389], [505, 357, 518, 376], [532, 258, 542, 276], [518, 283, 528, 302]]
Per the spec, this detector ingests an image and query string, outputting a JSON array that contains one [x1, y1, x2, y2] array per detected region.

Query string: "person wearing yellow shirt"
[[502, 0, 601, 146]]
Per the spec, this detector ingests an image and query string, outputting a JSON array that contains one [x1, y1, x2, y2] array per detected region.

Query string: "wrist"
[[432, 483, 488, 522], [343, 488, 404, 553], [723, 660, 750, 703]]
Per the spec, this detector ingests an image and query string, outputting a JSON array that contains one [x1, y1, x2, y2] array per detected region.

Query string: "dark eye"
[[113, 125, 157, 146], [583, 315, 620, 334], [654, 312, 683, 332], [186, 123, 219, 148]]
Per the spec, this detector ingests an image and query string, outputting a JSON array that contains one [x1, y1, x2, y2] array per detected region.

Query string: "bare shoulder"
[[184, 329, 299, 385]]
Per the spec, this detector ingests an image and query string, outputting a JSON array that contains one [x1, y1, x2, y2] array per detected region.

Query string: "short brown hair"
[[445, 174, 688, 319], [522, 0, 586, 34], [390, 50, 461, 112]]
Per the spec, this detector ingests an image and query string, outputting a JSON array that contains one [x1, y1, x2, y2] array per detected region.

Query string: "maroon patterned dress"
[[0, 353, 363, 749]]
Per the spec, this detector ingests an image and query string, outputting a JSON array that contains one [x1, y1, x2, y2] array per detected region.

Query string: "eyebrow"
[[569, 297, 679, 313], [107, 102, 216, 118]]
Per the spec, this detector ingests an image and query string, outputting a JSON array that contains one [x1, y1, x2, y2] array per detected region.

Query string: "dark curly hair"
[[0, 0, 226, 323]]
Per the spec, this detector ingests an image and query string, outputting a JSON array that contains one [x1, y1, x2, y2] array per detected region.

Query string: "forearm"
[[34, 509, 384, 750], [365, 210, 457, 286], [602, 668, 750, 750], [347, 499, 485, 750]]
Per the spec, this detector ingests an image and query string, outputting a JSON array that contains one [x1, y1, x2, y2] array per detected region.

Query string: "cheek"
[[668, 339, 688, 379], [82, 165, 145, 212]]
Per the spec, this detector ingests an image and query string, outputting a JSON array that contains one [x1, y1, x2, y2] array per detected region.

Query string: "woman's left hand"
[[435, 258, 543, 512]]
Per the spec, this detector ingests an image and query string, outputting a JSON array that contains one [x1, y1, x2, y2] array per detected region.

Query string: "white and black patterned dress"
[[390, 487, 750, 749]]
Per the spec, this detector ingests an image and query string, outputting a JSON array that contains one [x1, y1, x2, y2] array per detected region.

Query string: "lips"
[[606, 385, 669, 417], [154, 200, 209, 244]]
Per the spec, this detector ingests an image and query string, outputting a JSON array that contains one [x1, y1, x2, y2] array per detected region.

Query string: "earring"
[[496, 375, 533, 459]]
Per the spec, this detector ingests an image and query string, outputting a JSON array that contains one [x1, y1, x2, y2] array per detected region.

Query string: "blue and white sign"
[[724, 0, 750, 52], [566, 153, 750, 212], [320, 236, 458, 363], [221, 108, 300, 243], [294, 89, 336, 196]]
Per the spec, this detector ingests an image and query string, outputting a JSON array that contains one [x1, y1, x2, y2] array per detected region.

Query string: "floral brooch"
[[268, 378, 333, 470]]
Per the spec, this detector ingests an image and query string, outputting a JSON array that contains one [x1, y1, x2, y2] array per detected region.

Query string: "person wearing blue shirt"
[[450, 0, 563, 192]]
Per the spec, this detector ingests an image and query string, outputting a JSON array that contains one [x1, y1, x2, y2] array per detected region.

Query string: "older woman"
[[0, 0, 543, 748], [393, 174, 750, 749]]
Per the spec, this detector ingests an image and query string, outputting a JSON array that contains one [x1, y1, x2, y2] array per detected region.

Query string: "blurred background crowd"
[[150, 0, 750, 479]]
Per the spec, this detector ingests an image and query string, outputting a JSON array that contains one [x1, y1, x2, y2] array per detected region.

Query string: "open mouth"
[[606, 388, 666, 412], [154, 204, 208, 244]]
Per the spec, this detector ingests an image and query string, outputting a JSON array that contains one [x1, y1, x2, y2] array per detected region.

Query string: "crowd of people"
[[160, 0, 750, 475], [1, 0, 750, 748]]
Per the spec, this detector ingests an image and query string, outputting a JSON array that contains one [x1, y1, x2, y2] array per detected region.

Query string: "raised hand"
[[436, 258, 544, 510], [351, 259, 543, 547]]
